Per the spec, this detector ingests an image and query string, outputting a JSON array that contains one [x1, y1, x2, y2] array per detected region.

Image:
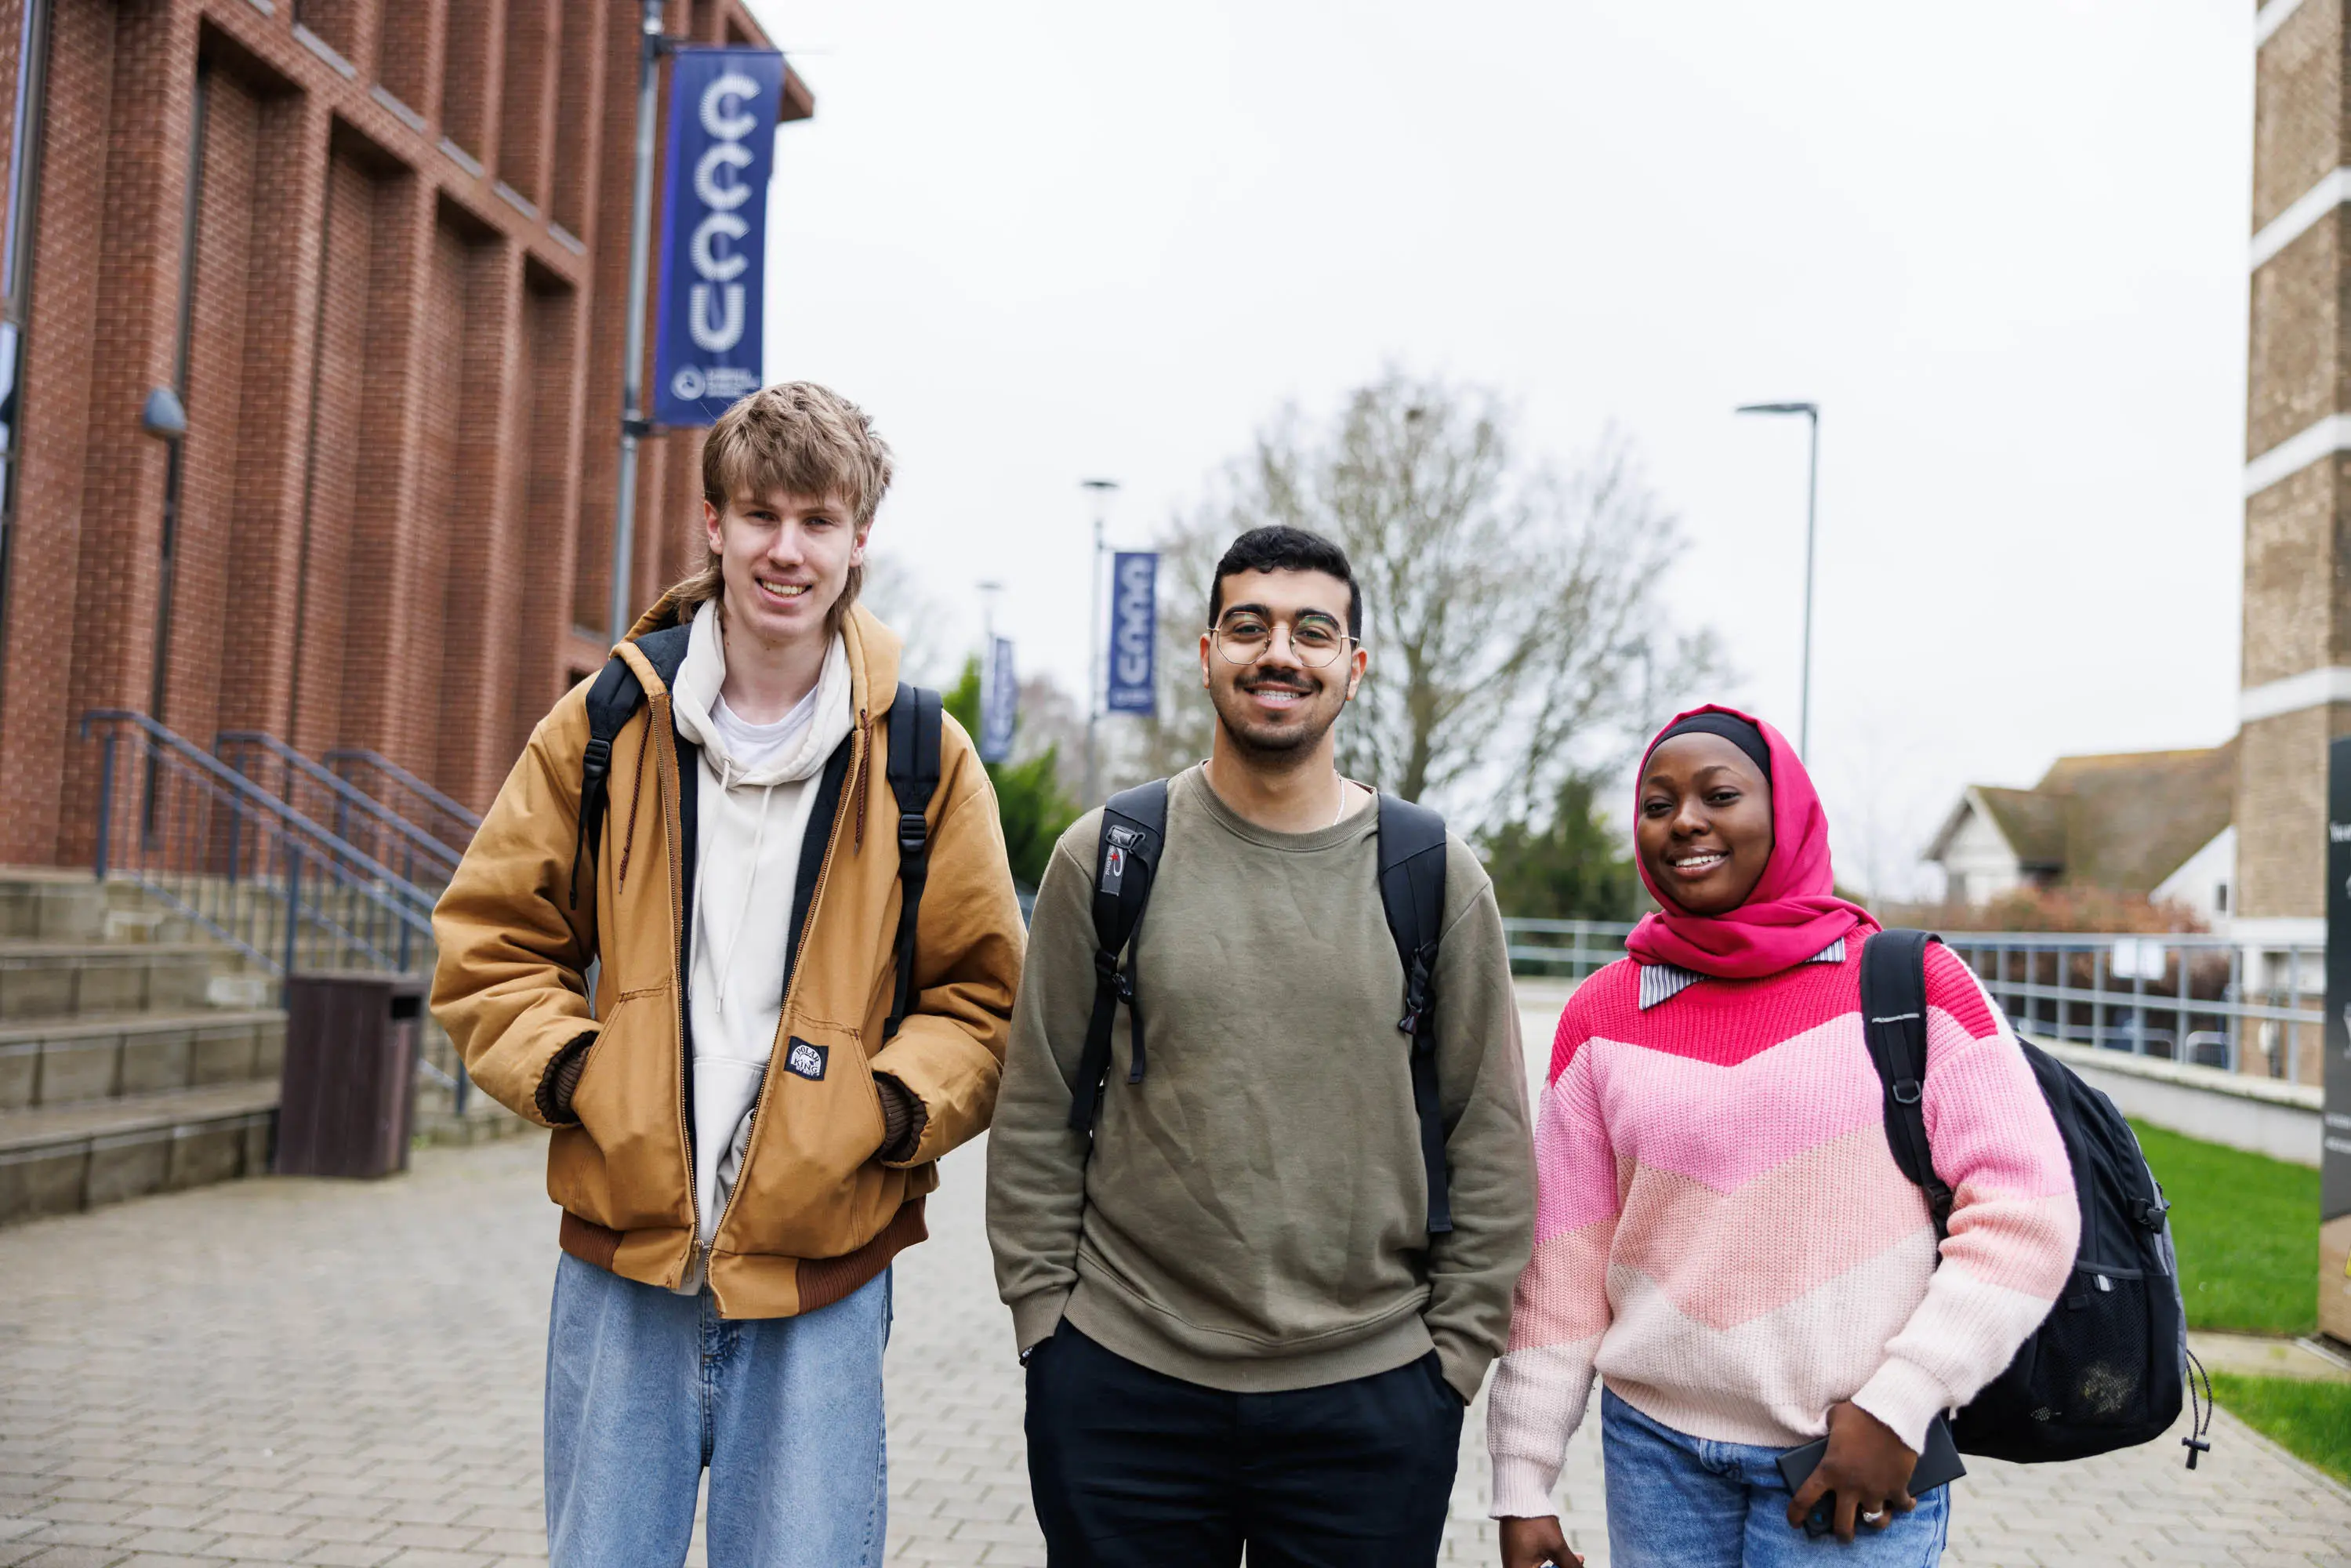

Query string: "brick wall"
[[2253, 0, 2342, 232], [0, 0, 802, 865], [2241, 2, 2351, 924]]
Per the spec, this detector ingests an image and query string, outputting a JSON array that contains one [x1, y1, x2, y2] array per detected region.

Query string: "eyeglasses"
[[1210, 612, 1355, 668]]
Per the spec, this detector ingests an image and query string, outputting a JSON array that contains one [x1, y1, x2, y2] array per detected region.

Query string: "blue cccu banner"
[[651, 47, 783, 428], [981, 637, 1018, 764], [1106, 552, 1157, 716]]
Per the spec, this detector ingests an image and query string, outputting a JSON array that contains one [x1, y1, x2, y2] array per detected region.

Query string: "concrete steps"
[[0, 874, 286, 1225], [0, 1080, 276, 1223], [0, 870, 533, 1224], [0, 1009, 283, 1109]]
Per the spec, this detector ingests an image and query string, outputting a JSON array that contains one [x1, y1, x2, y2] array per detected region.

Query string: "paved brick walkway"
[[3, 1036, 2349, 1565]]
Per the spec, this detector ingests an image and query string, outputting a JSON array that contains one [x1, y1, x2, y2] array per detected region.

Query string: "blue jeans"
[[543, 1253, 892, 1568], [1601, 1388, 1950, 1567]]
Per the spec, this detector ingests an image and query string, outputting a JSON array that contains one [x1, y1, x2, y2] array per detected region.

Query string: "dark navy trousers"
[[1024, 1321, 1464, 1567]]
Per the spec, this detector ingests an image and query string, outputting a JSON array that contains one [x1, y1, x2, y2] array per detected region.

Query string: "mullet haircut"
[[665, 381, 895, 630], [1208, 525, 1362, 638]]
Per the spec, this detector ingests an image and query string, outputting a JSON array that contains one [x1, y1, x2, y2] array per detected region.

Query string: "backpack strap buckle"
[[1892, 1078, 1923, 1106], [898, 810, 928, 858], [1398, 949, 1434, 1037], [1093, 947, 1134, 1000]]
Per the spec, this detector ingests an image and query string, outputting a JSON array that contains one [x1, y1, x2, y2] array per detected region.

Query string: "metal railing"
[[1501, 919, 1635, 980], [1498, 916, 2326, 1082], [83, 711, 440, 979], [84, 712, 467, 1113], [216, 731, 463, 893], [324, 746, 482, 857], [1934, 930, 2324, 1080]]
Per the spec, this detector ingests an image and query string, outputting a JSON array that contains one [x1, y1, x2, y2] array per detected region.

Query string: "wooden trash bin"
[[276, 972, 424, 1178]]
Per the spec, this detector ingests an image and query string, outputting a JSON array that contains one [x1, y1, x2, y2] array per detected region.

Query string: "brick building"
[[0, 0, 810, 868], [2242, 0, 2351, 931]]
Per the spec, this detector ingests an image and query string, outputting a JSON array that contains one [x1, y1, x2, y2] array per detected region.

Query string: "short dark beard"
[[1208, 670, 1345, 764]]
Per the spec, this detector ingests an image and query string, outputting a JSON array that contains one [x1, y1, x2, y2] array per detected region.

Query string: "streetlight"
[[1080, 478, 1119, 804], [608, 0, 667, 648], [1734, 401, 1819, 760], [976, 579, 1007, 763]]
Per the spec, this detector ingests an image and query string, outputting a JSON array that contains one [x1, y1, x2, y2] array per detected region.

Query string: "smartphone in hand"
[[1776, 1414, 1965, 1536]]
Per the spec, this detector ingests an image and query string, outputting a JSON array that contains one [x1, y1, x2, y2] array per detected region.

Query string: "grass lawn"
[[2208, 1373, 2351, 1483], [2130, 1120, 2317, 1338]]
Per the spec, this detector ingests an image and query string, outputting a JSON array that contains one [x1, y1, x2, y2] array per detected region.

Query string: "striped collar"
[[1635, 937, 1849, 1010]]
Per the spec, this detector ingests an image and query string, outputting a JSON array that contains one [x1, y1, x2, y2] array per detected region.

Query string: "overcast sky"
[[738, 0, 2254, 896]]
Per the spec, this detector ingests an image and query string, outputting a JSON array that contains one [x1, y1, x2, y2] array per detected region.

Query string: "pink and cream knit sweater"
[[1485, 941, 2078, 1519]]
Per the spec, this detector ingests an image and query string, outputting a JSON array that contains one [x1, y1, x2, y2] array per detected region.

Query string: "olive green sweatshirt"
[[985, 765, 1535, 1402]]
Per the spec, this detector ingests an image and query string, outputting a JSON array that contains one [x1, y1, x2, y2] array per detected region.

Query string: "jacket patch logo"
[[784, 1038, 828, 1081]]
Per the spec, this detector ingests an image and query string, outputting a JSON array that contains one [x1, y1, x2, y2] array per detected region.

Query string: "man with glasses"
[[988, 525, 1535, 1566]]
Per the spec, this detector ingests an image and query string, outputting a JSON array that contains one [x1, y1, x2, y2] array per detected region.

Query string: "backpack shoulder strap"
[[568, 625, 692, 909], [1377, 794, 1453, 1236], [634, 622, 692, 688], [883, 682, 945, 1041], [1861, 927, 1954, 1238], [570, 655, 649, 909], [1068, 779, 1170, 1134]]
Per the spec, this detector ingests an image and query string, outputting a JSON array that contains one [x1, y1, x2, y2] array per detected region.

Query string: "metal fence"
[[1501, 919, 1635, 980], [1498, 917, 2327, 1081], [1935, 931, 2324, 1080]]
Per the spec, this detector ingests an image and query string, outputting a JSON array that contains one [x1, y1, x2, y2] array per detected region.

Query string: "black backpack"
[[1861, 930, 2210, 1467], [566, 624, 945, 1042], [1065, 779, 1457, 1234]]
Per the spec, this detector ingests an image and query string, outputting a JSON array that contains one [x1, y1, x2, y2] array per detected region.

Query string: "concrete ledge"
[[2034, 1035, 2320, 1167], [0, 1081, 278, 1225]]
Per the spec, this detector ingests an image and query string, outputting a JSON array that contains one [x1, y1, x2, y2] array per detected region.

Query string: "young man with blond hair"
[[434, 382, 1025, 1568]]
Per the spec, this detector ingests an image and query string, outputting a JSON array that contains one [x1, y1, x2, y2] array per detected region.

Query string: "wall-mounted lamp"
[[140, 387, 187, 442]]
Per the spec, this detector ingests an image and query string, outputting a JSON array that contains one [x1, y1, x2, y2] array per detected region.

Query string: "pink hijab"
[[1623, 703, 1874, 979]]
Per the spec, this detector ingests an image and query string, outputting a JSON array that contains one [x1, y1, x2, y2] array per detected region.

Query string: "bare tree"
[[1134, 368, 1718, 828], [858, 548, 966, 687]]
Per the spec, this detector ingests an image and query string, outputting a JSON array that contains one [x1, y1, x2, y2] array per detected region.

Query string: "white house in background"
[[1923, 740, 2237, 925]]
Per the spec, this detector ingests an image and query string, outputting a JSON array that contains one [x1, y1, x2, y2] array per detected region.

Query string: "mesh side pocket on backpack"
[[2037, 1265, 2157, 1426]]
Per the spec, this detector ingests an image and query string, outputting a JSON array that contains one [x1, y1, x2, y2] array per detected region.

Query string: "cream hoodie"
[[667, 600, 858, 1287]]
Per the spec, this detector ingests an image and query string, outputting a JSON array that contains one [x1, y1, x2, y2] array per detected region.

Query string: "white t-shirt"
[[707, 686, 820, 775]]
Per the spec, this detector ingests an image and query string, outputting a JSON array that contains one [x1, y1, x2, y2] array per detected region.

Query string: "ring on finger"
[[1859, 1508, 1887, 1526]]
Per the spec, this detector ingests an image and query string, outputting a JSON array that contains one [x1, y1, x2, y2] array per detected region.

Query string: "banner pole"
[[608, 0, 666, 648]]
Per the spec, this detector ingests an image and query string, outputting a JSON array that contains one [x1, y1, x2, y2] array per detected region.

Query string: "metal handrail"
[[82, 710, 463, 1109], [82, 710, 434, 901], [215, 730, 463, 876], [324, 746, 482, 840]]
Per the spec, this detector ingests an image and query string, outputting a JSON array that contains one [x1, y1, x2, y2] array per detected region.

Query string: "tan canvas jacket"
[[431, 594, 1024, 1318]]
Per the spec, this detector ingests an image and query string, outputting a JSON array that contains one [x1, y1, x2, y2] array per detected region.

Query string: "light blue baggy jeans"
[[543, 1252, 892, 1568], [1602, 1388, 1950, 1568]]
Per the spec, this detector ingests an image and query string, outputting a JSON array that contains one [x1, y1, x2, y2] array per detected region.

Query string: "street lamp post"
[[1080, 477, 1119, 804], [1734, 401, 1820, 760], [608, 0, 667, 648]]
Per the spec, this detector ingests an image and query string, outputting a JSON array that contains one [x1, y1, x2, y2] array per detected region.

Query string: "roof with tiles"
[[1925, 738, 2237, 895]]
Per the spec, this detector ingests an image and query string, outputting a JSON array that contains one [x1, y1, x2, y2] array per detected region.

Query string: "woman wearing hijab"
[[1486, 707, 2078, 1568]]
